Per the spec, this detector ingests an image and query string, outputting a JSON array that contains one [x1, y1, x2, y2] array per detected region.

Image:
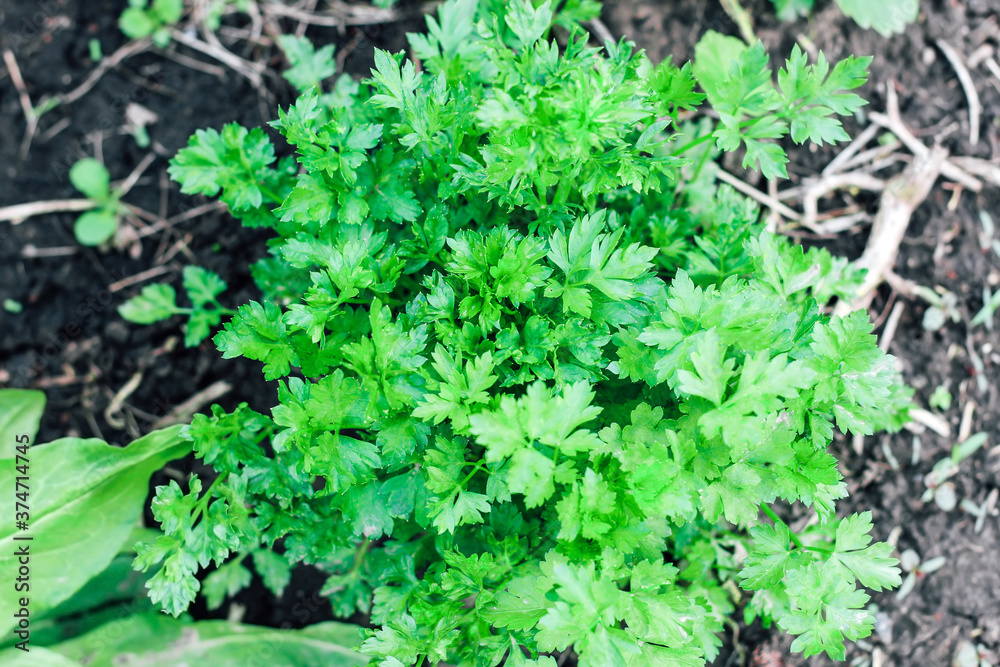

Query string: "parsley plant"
[[136, 2, 910, 664]]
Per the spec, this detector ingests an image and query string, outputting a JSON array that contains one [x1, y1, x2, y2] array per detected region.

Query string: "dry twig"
[[153, 381, 233, 429], [714, 169, 801, 222], [868, 82, 981, 191], [262, 0, 436, 27], [0, 199, 97, 224], [823, 123, 880, 176], [169, 28, 267, 93], [936, 39, 982, 147], [879, 301, 906, 352], [109, 265, 176, 293], [3, 49, 39, 160], [800, 172, 885, 231], [59, 38, 152, 106], [834, 145, 947, 317]]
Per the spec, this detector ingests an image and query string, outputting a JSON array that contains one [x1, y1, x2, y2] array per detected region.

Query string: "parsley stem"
[[459, 462, 487, 488], [348, 537, 371, 577]]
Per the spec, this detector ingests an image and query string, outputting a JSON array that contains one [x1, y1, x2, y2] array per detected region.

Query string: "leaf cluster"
[[119, 0, 184, 47], [138, 1, 909, 664]]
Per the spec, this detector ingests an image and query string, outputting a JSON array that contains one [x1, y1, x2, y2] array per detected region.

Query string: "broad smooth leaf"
[[2, 646, 79, 666], [74, 210, 118, 246], [11, 612, 370, 666], [691, 30, 748, 106], [0, 389, 46, 457], [0, 426, 190, 635], [835, 0, 918, 36], [68, 159, 110, 201]]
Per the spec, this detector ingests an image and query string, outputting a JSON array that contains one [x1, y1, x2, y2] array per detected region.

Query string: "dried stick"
[[868, 82, 981, 191], [878, 301, 905, 352], [833, 145, 947, 317], [116, 152, 158, 197], [153, 381, 233, 428], [109, 265, 175, 293], [908, 408, 951, 437], [3, 49, 39, 159], [936, 39, 982, 147], [714, 169, 801, 222], [949, 156, 1000, 187], [985, 58, 1000, 89], [59, 38, 152, 106], [801, 172, 885, 231], [823, 123, 880, 176], [169, 28, 266, 92], [262, 0, 436, 26], [0, 199, 97, 224], [586, 18, 615, 46]]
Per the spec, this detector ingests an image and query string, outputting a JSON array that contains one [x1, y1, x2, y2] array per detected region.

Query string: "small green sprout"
[[119, 0, 184, 48], [69, 158, 125, 246], [118, 266, 235, 347], [277, 35, 335, 93], [971, 285, 1000, 330], [915, 286, 960, 331], [928, 384, 952, 411], [921, 431, 989, 510], [895, 549, 946, 601], [769, 0, 917, 35], [88, 38, 103, 62]]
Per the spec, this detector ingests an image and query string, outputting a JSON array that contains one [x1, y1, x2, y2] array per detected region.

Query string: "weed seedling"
[[118, 266, 234, 347], [119, 0, 184, 47], [68, 158, 126, 246]]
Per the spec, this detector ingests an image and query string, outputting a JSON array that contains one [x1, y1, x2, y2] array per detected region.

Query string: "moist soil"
[[1, 1, 998, 665]]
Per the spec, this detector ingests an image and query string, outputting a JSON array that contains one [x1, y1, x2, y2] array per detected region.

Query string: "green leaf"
[[118, 283, 179, 324], [74, 210, 119, 246], [835, 0, 918, 36], [201, 558, 252, 610], [829, 512, 901, 591], [119, 8, 156, 39], [69, 159, 111, 201], [0, 426, 190, 634], [505, 0, 553, 47], [278, 34, 336, 92], [691, 31, 748, 107], [739, 521, 797, 590], [483, 575, 552, 631], [182, 265, 227, 307], [15, 612, 369, 666], [780, 561, 874, 660], [0, 647, 80, 666], [215, 300, 296, 380], [0, 389, 46, 456], [151, 0, 183, 24], [772, 0, 815, 20], [676, 329, 734, 406], [251, 549, 292, 598]]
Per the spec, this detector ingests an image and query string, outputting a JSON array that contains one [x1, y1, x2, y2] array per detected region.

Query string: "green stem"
[[761, 505, 805, 550], [191, 473, 224, 523], [348, 537, 371, 577], [458, 462, 487, 489]]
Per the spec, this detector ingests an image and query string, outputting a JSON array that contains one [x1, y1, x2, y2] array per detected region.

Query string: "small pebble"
[[922, 47, 936, 66]]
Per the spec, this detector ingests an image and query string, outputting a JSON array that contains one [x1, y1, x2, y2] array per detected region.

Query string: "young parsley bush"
[[135, 1, 911, 664]]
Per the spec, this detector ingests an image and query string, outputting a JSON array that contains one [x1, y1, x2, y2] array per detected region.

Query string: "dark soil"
[[1, 0, 998, 665]]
